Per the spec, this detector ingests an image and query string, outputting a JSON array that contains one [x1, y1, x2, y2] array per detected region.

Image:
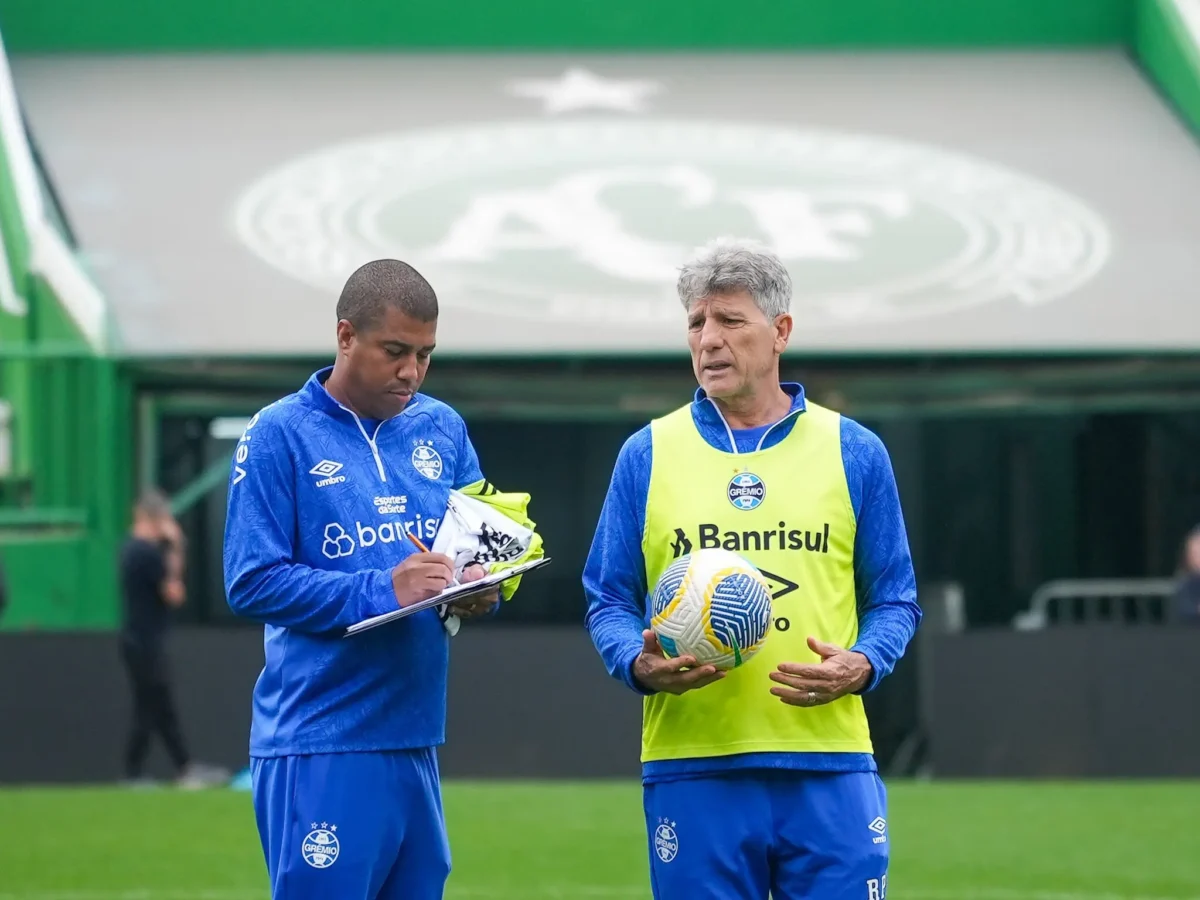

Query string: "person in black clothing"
[[118, 489, 223, 786], [1174, 525, 1200, 626]]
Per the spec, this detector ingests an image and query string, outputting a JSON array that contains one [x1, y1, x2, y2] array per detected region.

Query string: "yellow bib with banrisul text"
[[640, 401, 872, 762]]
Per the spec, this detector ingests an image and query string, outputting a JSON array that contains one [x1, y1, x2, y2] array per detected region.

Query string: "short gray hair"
[[676, 238, 792, 318]]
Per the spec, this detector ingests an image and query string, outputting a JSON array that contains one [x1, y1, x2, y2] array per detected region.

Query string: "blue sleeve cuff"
[[365, 570, 401, 618], [618, 641, 658, 696], [848, 641, 885, 694]]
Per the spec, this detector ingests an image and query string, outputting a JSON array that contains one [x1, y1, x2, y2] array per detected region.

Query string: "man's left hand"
[[769, 636, 873, 707], [447, 564, 500, 619]]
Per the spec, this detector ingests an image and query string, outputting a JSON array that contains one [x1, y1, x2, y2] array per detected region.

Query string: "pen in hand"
[[404, 529, 430, 553], [406, 530, 459, 587]]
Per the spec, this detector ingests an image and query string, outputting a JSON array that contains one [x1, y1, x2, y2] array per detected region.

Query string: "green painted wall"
[[0, 284, 94, 505], [0, 355, 133, 630], [0, 0, 1131, 52]]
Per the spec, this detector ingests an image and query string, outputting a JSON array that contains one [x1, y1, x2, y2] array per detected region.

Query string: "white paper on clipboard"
[[343, 557, 552, 637]]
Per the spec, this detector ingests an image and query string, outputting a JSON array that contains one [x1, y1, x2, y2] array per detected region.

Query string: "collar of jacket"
[[299, 365, 423, 421], [690, 381, 807, 430]]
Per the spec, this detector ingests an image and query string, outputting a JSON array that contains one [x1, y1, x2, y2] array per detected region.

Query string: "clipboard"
[[343, 557, 552, 637]]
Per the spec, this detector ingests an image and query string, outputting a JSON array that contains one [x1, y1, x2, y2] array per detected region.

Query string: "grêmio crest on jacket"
[[409, 437, 444, 481]]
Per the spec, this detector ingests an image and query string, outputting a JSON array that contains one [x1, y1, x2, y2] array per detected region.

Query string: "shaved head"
[[325, 259, 441, 419], [336, 259, 438, 332]]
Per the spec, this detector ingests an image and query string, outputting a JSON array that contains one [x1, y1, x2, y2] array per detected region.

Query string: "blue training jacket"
[[223, 366, 484, 758], [583, 384, 922, 782]]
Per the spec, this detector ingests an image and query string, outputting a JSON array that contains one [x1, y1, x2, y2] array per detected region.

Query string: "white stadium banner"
[[11, 52, 1200, 357]]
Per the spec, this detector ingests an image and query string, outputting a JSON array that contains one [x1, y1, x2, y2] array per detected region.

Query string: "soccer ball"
[[650, 548, 773, 670]]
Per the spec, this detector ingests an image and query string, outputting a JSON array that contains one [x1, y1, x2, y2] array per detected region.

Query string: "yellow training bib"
[[640, 401, 873, 762]]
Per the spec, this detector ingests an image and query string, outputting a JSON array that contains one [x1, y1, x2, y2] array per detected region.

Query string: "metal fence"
[[1012, 578, 1180, 629]]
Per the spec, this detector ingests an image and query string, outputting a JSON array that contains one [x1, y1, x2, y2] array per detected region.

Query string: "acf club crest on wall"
[[232, 69, 1110, 331]]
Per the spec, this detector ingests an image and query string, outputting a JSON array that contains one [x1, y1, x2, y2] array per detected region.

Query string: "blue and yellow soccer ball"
[[650, 548, 773, 670]]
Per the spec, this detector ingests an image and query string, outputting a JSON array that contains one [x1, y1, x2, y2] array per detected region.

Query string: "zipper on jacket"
[[706, 398, 803, 454], [339, 406, 388, 482], [753, 407, 803, 451], [331, 396, 422, 484]]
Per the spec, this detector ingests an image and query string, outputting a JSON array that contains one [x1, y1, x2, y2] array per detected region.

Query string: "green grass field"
[[2, 780, 1197, 899]]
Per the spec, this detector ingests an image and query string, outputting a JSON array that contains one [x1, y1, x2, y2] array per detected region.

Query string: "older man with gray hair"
[[583, 238, 922, 899]]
